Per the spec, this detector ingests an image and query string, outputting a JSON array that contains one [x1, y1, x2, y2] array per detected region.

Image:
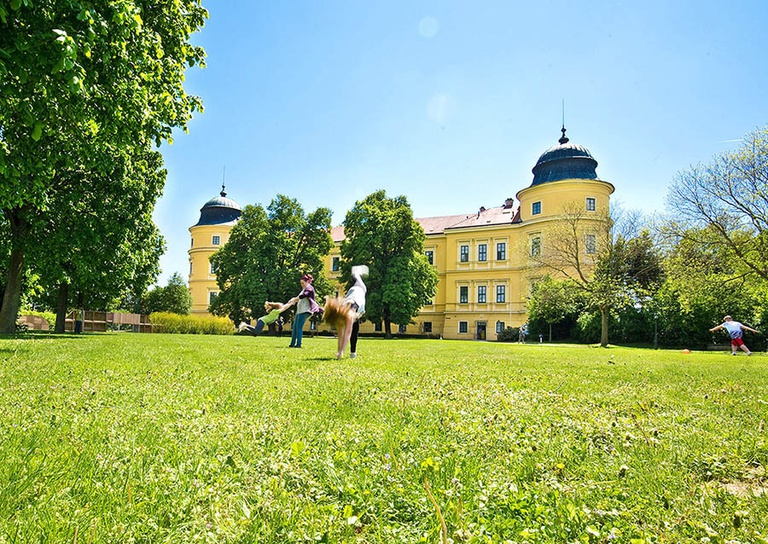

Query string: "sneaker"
[[349, 353, 357, 359], [732, 352, 737, 356], [747, 351, 753, 356], [238, 322, 247, 332]]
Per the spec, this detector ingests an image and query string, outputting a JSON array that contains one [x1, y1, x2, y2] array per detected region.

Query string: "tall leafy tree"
[[667, 125, 768, 282], [526, 275, 581, 341], [0, 1, 207, 332], [530, 204, 662, 346], [139, 273, 192, 315], [210, 195, 334, 325], [340, 190, 438, 337], [27, 148, 166, 331], [651, 228, 764, 348]]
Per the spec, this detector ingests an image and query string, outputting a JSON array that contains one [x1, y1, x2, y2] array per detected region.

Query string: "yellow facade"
[[190, 130, 615, 339], [188, 224, 235, 314], [188, 189, 242, 315], [324, 131, 615, 340]]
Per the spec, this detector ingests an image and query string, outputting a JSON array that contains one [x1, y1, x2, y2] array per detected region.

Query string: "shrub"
[[497, 326, 519, 342], [149, 312, 234, 335], [19, 310, 56, 329]]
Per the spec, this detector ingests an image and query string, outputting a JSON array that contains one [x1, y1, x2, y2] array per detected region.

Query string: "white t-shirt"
[[722, 321, 743, 339], [344, 285, 366, 317]]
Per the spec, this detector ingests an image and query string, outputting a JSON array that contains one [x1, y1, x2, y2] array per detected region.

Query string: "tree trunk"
[[548, 322, 552, 342], [600, 305, 609, 347], [55, 281, 69, 333], [0, 211, 31, 334]]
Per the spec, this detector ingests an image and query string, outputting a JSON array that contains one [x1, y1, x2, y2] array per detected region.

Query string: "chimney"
[[503, 198, 514, 209]]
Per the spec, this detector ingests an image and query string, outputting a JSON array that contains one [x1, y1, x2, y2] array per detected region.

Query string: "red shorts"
[[731, 337, 745, 347]]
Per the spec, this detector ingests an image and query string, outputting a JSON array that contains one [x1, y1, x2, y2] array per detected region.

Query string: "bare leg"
[[740, 344, 752, 354], [337, 313, 356, 358], [336, 323, 347, 359]]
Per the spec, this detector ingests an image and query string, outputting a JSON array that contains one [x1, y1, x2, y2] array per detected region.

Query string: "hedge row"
[[149, 312, 234, 335]]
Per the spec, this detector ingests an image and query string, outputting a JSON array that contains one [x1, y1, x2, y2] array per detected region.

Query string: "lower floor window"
[[496, 321, 505, 333], [208, 291, 219, 304], [423, 322, 432, 333], [398, 324, 407, 333], [459, 321, 468, 334]]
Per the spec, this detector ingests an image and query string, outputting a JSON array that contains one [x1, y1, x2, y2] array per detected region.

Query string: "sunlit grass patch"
[[0, 334, 766, 542]]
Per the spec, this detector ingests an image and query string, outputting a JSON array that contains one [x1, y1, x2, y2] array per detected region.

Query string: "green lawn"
[[0, 333, 766, 543]]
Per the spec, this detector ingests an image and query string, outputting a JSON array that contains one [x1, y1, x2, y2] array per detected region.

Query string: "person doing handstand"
[[323, 265, 368, 359], [239, 298, 297, 336]]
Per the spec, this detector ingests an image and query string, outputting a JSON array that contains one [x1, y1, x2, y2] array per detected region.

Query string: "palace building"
[[188, 128, 614, 337], [188, 186, 242, 314]]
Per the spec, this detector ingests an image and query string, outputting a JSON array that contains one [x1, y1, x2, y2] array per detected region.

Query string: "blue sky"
[[154, 0, 768, 283]]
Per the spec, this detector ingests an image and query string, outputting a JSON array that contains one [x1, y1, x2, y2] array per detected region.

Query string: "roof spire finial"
[[559, 99, 569, 144], [220, 166, 227, 197]]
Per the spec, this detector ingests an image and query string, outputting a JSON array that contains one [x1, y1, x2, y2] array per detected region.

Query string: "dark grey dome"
[[531, 128, 599, 185], [194, 187, 242, 226]]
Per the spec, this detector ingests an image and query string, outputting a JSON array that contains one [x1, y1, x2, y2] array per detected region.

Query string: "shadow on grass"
[[0, 331, 95, 342]]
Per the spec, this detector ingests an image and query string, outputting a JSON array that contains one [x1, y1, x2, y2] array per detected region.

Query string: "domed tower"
[[188, 186, 242, 314], [516, 127, 614, 223]]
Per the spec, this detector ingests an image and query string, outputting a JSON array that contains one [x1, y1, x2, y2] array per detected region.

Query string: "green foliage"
[[340, 190, 438, 336], [209, 195, 333, 325], [0, 335, 767, 541], [0, 0, 208, 332], [19, 309, 56, 328], [140, 273, 192, 315], [534, 205, 663, 346], [496, 326, 519, 342], [149, 312, 233, 334], [668, 125, 768, 284], [27, 148, 167, 319], [527, 275, 583, 341]]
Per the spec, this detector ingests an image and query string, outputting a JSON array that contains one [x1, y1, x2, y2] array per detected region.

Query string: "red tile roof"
[[331, 203, 520, 242]]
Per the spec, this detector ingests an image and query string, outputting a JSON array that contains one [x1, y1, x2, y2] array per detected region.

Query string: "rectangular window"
[[496, 285, 506, 303], [425, 250, 434, 265], [531, 236, 541, 257], [398, 324, 407, 334], [189, 262, 193, 275], [423, 322, 432, 333], [496, 242, 506, 260], [209, 291, 219, 304], [496, 321, 505, 334], [478, 244, 487, 262], [374, 322, 382, 332], [332, 256, 340, 271], [459, 286, 468, 303], [460, 245, 469, 262], [209, 261, 216, 274], [532, 201, 542, 215], [586, 197, 596, 211], [477, 285, 487, 303], [586, 234, 596, 254], [212, 235, 221, 246], [459, 321, 468, 334], [190, 238, 194, 247]]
